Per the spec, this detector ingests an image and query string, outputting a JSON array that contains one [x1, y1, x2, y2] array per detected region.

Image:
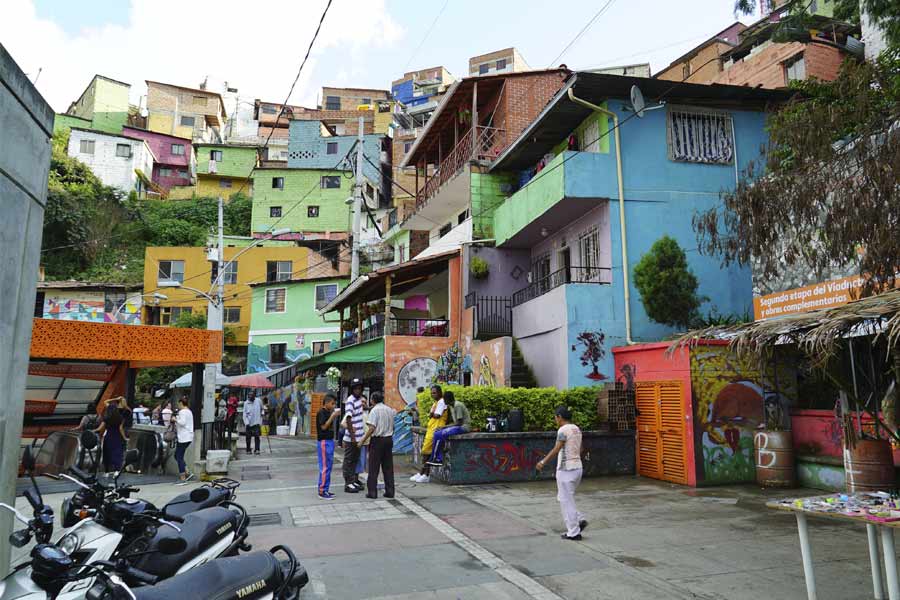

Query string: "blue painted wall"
[[537, 99, 767, 388], [287, 120, 384, 185], [392, 80, 414, 104]]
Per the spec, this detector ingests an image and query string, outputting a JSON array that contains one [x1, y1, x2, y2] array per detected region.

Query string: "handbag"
[[164, 422, 177, 443]]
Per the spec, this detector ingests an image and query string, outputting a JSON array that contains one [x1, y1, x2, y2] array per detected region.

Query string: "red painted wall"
[[793, 409, 900, 464]]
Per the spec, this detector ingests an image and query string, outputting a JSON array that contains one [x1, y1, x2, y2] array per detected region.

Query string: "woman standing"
[[173, 398, 195, 482], [537, 406, 588, 540], [96, 397, 128, 473]]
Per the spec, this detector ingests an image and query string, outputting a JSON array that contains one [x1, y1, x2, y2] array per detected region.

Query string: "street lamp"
[[112, 292, 168, 320]]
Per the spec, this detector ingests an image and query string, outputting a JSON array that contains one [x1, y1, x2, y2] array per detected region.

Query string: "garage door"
[[635, 380, 688, 485]]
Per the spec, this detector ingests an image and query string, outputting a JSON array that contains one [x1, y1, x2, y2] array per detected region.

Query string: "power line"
[[548, 0, 618, 67], [404, 0, 450, 70]]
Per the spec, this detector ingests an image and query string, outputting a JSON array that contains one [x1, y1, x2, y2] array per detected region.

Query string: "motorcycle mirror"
[[157, 537, 187, 555], [80, 430, 99, 451], [124, 449, 140, 468], [189, 487, 210, 503], [21, 447, 35, 473]]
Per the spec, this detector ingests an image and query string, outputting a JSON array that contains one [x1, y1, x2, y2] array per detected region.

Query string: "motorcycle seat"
[[131, 506, 238, 578], [133, 552, 284, 600], [162, 485, 232, 519]]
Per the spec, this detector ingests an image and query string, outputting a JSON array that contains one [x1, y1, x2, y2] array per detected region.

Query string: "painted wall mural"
[[397, 357, 438, 407], [42, 292, 141, 325], [469, 337, 510, 388], [435, 343, 468, 385], [571, 330, 608, 381]]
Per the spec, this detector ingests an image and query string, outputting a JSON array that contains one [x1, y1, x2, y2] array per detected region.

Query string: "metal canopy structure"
[[294, 338, 385, 371], [490, 71, 795, 173]]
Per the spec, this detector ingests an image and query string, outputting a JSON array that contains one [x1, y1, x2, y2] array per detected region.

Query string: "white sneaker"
[[418, 475, 430, 483], [410, 474, 421, 482]]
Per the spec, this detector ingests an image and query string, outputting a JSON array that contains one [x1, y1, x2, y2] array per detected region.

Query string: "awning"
[[169, 370, 233, 389], [294, 338, 385, 371]]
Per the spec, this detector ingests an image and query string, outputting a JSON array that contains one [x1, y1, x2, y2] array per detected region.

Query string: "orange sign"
[[753, 275, 867, 320]]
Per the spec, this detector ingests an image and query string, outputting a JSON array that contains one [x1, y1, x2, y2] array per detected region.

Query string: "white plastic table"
[[767, 497, 899, 600]]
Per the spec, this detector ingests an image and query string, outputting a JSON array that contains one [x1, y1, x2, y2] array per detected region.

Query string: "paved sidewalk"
[[15, 436, 894, 599]]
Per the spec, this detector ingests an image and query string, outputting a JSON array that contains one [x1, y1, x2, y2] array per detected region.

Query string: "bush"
[[417, 385, 602, 432], [469, 256, 490, 279], [633, 235, 706, 329]]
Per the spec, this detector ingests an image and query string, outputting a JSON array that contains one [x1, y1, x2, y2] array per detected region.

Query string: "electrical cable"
[[548, 0, 618, 67], [403, 0, 450, 70]]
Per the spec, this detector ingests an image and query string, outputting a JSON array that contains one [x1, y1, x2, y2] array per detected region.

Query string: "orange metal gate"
[[636, 381, 688, 485]]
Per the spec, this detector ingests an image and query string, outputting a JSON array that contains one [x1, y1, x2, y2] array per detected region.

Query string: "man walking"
[[342, 378, 366, 493], [316, 394, 340, 500], [243, 392, 262, 455], [429, 391, 470, 465], [360, 392, 396, 499], [537, 406, 588, 540]]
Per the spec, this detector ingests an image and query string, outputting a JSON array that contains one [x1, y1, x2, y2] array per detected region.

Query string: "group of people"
[[315, 378, 397, 500], [412, 385, 470, 483]]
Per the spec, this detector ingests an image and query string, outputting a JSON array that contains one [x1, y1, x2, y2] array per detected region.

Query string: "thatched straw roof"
[[669, 288, 900, 362]]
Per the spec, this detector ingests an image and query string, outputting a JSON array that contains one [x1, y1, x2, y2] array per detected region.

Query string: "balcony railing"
[[466, 293, 512, 339], [416, 126, 506, 208], [512, 267, 612, 307], [339, 318, 449, 347]]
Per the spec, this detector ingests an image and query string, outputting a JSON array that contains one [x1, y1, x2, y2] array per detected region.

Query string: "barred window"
[[667, 107, 734, 165]]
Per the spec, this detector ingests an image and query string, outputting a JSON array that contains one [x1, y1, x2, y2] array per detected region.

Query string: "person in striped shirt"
[[342, 378, 366, 493]]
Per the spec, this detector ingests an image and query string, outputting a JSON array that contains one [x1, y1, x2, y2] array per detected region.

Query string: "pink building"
[[122, 126, 195, 191]]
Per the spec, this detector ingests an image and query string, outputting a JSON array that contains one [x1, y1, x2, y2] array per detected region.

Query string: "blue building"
[[466, 72, 791, 389], [390, 66, 455, 108]]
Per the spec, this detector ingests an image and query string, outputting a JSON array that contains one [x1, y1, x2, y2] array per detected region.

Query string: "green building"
[[246, 275, 348, 372], [250, 168, 351, 236], [193, 143, 259, 198], [56, 75, 131, 135]]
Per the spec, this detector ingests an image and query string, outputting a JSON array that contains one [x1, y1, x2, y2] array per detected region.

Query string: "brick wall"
[[493, 72, 567, 148], [713, 41, 846, 89], [408, 230, 430, 259]]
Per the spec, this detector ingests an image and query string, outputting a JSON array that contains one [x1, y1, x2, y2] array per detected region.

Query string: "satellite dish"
[[630, 85, 646, 118]]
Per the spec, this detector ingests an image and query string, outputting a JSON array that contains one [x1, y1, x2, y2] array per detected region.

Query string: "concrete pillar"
[[190, 362, 204, 467], [0, 43, 54, 575]]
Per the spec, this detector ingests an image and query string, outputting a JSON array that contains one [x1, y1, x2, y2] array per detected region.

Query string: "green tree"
[[633, 236, 705, 329]]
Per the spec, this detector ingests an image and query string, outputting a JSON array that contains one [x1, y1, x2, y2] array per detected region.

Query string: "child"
[[316, 394, 340, 500]]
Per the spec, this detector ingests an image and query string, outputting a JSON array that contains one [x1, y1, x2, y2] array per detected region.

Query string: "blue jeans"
[[432, 426, 467, 463], [175, 441, 191, 474], [317, 439, 334, 495]]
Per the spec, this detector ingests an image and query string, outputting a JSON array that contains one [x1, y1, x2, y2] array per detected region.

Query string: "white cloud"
[[1, 0, 404, 112]]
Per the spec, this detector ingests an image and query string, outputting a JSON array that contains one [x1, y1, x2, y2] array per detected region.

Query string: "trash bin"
[[508, 409, 524, 433]]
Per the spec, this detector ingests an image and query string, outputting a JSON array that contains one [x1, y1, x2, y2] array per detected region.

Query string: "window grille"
[[667, 107, 734, 165]]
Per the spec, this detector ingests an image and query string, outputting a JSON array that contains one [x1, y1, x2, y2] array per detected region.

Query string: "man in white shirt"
[[360, 392, 396, 499], [537, 406, 588, 540]]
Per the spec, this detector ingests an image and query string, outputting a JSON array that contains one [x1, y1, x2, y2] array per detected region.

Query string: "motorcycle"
[[0, 448, 251, 598]]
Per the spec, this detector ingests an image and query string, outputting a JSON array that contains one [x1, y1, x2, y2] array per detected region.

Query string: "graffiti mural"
[[398, 357, 438, 406], [464, 441, 544, 476], [435, 343, 465, 385], [43, 293, 141, 325], [617, 363, 637, 391], [572, 330, 608, 381], [478, 356, 496, 387], [469, 337, 510, 388]]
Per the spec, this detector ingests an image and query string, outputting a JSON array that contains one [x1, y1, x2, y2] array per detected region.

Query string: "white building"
[[67, 128, 156, 196]]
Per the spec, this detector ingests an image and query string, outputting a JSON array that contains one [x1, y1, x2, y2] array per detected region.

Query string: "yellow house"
[[142, 240, 321, 348]]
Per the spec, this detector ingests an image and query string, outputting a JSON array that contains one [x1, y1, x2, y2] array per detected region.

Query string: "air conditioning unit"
[[209, 159, 217, 174]]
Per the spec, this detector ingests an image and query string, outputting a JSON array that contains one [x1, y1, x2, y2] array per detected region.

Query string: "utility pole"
[[350, 116, 364, 280], [198, 197, 225, 468]]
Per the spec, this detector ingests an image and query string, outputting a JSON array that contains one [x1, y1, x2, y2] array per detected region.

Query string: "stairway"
[[510, 339, 538, 388]]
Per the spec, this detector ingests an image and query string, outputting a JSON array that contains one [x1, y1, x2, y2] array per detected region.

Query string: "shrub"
[[417, 385, 602, 432], [469, 256, 490, 279], [633, 235, 706, 329]]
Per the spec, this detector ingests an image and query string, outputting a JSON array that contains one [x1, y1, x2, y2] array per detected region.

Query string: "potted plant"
[[470, 256, 490, 280]]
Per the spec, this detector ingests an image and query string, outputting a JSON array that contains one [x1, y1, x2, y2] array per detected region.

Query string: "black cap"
[[350, 378, 363, 388]]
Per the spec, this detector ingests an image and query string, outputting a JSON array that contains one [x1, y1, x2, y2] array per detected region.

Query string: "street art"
[[572, 330, 608, 381], [247, 347, 312, 373], [464, 441, 544, 476], [478, 355, 496, 387], [398, 357, 438, 406], [617, 363, 637, 391], [435, 343, 465, 384], [43, 296, 141, 324]]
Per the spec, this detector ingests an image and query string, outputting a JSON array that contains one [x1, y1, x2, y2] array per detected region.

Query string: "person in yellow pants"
[[411, 385, 448, 483]]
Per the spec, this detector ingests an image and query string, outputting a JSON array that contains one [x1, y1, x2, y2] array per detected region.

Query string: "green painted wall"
[[89, 78, 130, 133], [196, 145, 258, 178], [471, 171, 516, 240], [247, 277, 347, 372], [551, 110, 610, 156], [250, 168, 351, 234], [493, 153, 566, 246], [53, 114, 92, 135]]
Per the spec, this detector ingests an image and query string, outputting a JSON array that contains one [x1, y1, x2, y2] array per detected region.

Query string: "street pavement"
[[15, 436, 892, 599]]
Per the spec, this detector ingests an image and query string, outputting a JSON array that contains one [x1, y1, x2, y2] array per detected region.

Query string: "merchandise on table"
[[773, 491, 900, 522]]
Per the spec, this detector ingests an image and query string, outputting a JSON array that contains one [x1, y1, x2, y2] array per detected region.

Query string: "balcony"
[[512, 266, 612, 307], [494, 151, 616, 248], [340, 317, 449, 347]]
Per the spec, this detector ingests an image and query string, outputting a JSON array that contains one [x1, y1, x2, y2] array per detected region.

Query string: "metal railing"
[[390, 318, 450, 337], [416, 126, 506, 207], [467, 294, 512, 339], [200, 420, 229, 459], [512, 267, 612, 307], [340, 331, 358, 347]]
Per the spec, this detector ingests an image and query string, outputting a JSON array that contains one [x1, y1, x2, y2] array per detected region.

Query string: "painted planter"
[[845, 438, 896, 493], [411, 427, 635, 485], [753, 430, 796, 488]]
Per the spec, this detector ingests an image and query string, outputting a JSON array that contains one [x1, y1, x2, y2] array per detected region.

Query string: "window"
[[315, 283, 339, 310], [115, 143, 132, 158], [266, 261, 292, 282], [265, 288, 286, 312], [578, 226, 603, 281], [79, 139, 95, 154], [403, 141, 413, 154], [321, 176, 340, 189], [159, 167, 173, 177], [479, 63, 490, 75], [157, 260, 185, 284], [458, 210, 468, 225], [171, 143, 185, 156], [667, 107, 734, 165], [210, 149, 223, 161], [160, 306, 191, 325], [531, 253, 551, 283], [180, 116, 196, 127], [261, 104, 277, 115], [270, 343, 287, 364], [178, 169, 189, 178], [193, 95, 208, 106], [361, 97, 371, 105], [439, 223, 452, 238], [312, 341, 330, 355], [326, 142, 338, 155], [325, 95, 341, 110], [223, 306, 241, 324], [211, 260, 238, 285], [272, 177, 284, 189], [104, 291, 126, 313], [270, 206, 282, 217], [682, 62, 691, 80], [365, 182, 375, 199], [580, 117, 601, 153], [496, 59, 507, 70], [785, 54, 806, 83], [219, 179, 232, 189], [307, 205, 320, 218], [397, 244, 406, 263]]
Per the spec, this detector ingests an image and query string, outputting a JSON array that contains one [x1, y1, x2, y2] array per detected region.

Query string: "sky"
[[3, 0, 763, 113]]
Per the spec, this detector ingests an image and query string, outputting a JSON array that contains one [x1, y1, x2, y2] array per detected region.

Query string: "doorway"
[[635, 380, 688, 485], [558, 247, 572, 283]]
